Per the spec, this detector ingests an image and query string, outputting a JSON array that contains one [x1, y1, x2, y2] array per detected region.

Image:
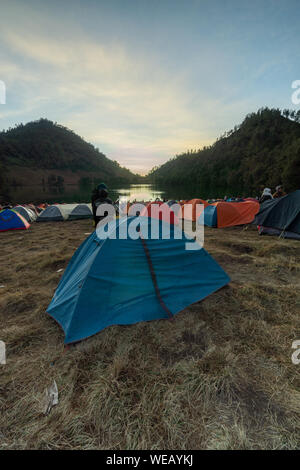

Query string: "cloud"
[[1, 28, 211, 170], [0, 10, 262, 173]]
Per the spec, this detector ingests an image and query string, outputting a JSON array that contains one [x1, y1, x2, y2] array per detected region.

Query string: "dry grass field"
[[0, 219, 300, 449]]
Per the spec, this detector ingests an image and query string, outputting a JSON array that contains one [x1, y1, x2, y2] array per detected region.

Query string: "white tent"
[[68, 204, 92, 220], [37, 204, 92, 222], [36, 204, 78, 222], [13, 205, 37, 223]]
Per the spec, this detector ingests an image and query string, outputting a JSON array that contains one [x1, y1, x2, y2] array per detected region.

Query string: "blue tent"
[[47, 217, 230, 343], [202, 205, 218, 227], [0, 209, 30, 232]]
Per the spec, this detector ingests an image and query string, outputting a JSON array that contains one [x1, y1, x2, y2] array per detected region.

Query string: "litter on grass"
[[43, 380, 59, 415]]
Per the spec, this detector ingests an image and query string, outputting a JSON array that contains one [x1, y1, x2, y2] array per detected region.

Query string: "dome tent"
[[47, 216, 230, 344], [255, 190, 300, 240], [68, 204, 93, 220], [36, 204, 79, 222], [0, 209, 30, 232], [140, 201, 180, 225], [166, 200, 181, 217], [13, 205, 37, 223], [180, 199, 209, 222], [201, 201, 259, 228]]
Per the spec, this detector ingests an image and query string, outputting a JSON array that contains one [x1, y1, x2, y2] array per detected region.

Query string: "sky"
[[0, 0, 299, 174]]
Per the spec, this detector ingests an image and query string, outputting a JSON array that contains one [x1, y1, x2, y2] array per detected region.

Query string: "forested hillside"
[[149, 108, 300, 197], [0, 118, 140, 186]]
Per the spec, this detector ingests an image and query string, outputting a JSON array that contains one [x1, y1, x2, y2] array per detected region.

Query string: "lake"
[[9, 182, 202, 205]]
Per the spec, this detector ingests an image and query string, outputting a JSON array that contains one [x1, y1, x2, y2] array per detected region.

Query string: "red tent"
[[140, 201, 179, 225], [180, 198, 209, 221]]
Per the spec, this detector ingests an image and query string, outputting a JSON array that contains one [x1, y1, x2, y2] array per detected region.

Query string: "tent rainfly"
[[47, 215, 230, 343]]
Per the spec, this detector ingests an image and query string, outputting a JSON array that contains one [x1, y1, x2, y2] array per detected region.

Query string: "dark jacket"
[[91, 189, 113, 225]]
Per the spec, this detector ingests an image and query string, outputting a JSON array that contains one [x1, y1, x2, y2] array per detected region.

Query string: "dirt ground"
[[0, 219, 299, 449]]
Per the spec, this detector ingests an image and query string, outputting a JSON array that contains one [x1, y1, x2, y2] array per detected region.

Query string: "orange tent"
[[140, 201, 179, 225], [244, 197, 258, 202], [180, 198, 209, 221], [209, 201, 260, 228]]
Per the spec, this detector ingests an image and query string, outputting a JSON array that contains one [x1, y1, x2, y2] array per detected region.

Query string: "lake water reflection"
[[9, 183, 201, 204]]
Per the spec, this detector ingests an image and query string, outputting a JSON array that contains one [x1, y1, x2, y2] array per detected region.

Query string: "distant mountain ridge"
[[149, 108, 300, 197], [0, 118, 141, 190]]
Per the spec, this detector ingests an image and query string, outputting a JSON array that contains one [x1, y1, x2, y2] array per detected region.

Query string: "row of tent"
[[130, 194, 300, 238], [181, 194, 300, 238], [0, 203, 93, 232], [0, 199, 259, 232], [1, 193, 300, 239], [36, 203, 93, 222], [172, 199, 260, 227], [121, 198, 260, 227], [130, 199, 260, 228], [103, 194, 300, 238]]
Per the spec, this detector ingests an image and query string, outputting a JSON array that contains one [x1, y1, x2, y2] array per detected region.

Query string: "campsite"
[[1, 0, 300, 455], [0, 211, 299, 449]]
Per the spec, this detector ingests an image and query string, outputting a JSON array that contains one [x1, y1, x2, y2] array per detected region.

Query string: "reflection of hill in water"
[[116, 184, 163, 202], [9, 183, 202, 204]]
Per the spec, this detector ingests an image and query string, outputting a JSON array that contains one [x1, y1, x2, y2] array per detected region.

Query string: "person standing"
[[91, 183, 113, 227], [273, 185, 286, 199], [259, 188, 273, 204]]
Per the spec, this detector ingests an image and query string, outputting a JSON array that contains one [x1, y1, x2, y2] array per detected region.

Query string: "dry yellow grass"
[[0, 220, 300, 449]]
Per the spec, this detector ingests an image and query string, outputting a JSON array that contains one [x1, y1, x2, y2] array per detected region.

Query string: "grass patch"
[[0, 221, 299, 449]]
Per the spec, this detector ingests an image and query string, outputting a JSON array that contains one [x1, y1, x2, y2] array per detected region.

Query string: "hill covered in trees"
[[149, 108, 300, 197], [0, 119, 141, 195]]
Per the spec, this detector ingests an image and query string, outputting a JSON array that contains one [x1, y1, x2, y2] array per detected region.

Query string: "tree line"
[[149, 108, 300, 197]]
